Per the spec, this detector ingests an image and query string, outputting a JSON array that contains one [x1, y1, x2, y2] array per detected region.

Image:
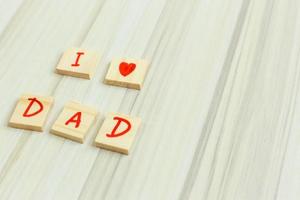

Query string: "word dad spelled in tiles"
[[8, 94, 141, 155]]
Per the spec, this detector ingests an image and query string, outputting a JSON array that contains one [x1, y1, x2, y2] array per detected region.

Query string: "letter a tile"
[[104, 58, 149, 90], [95, 113, 141, 155], [56, 48, 101, 79], [50, 101, 97, 143], [8, 94, 54, 132]]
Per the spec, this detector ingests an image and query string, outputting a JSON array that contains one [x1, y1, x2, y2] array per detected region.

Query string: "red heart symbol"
[[119, 62, 136, 76]]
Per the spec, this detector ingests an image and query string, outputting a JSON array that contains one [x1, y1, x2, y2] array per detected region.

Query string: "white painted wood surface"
[[0, 0, 299, 199]]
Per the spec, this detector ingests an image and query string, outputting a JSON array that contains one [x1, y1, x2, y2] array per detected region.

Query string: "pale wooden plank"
[[0, 0, 299, 199], [0, 0, 24, 33], [276, 2, 300, 198], [0, 0, 106, 199], [80, 0, 246, 199], [188, 0, 300, 199]]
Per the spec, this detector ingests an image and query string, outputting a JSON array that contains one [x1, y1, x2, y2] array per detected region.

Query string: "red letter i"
[[71, 52, 85, 67]]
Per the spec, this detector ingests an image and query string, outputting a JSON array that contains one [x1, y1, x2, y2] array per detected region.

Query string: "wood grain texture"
[[0, 0, 299, 199]]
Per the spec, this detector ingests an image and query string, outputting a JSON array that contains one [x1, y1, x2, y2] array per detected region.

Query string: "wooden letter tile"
[[95, 113, 141, 155], [56, 48, 101, 79], [8, 94, 54, 132], [104, 58, 149, 90], [50, 101, 97, 143]]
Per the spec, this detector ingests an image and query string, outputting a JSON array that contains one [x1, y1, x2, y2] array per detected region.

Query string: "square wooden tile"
[[50, 101, 97, 143], [56, 48, 101, 79], [8, 94, 54, 132], [95, 113, 141, 155], [104, 58, 149, 90]]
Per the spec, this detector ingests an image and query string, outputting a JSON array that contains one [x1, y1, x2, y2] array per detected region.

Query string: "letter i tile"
[[8, 94, 54, 132], [56, 48, 101, 79], [95, 113, 141, 155], [50, 101, 97, 143]]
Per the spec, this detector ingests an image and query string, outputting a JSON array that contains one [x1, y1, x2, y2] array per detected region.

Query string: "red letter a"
[[23, 98, 44, 117], [106, 117, 131, 138], [65, 112, 82, 128]]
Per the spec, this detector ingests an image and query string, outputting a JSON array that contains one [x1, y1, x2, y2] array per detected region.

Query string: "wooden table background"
[[0, 0, 299, 199]]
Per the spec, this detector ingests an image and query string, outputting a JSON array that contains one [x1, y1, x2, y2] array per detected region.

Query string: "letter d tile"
[[95, 113, 141, 155], [8, 94, 54, 132]]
